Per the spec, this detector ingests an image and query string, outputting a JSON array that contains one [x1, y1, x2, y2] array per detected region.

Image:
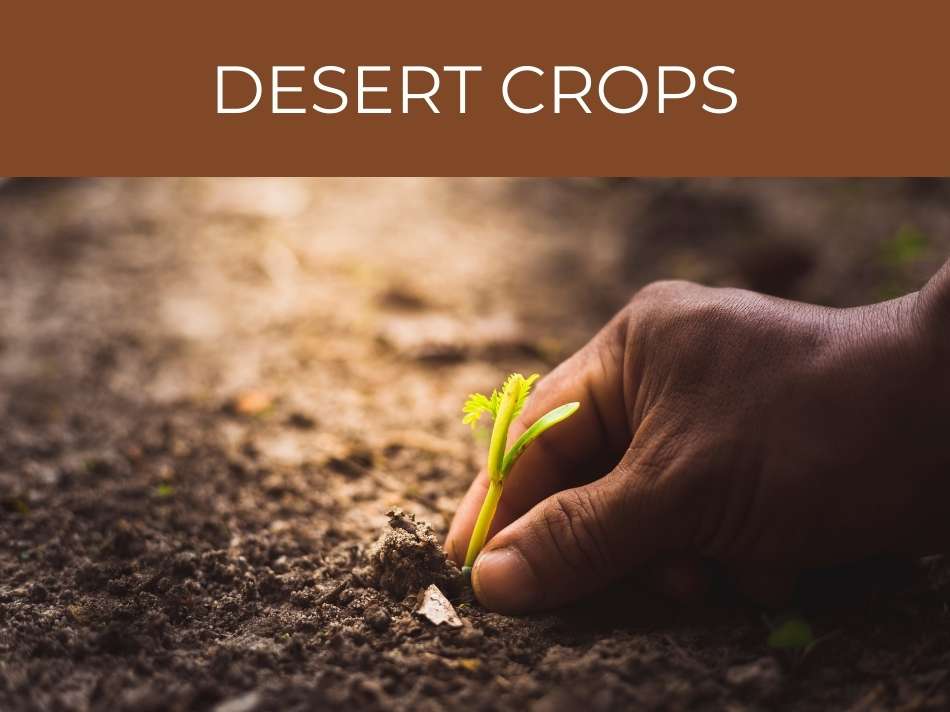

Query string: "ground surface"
[[1, 178, 949, 711]]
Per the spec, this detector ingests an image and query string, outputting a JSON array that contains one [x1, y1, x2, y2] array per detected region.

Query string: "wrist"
[[845, 288, 950, 549], [917, 259, 950, 356], [825, 289, 949, 461], [908, 263, 950, 419]]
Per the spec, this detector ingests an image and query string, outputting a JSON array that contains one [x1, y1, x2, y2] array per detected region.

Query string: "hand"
[[446, 262, 950, 613]]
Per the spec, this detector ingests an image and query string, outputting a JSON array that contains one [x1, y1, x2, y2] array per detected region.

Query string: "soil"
[[2, 178, 950, 711]]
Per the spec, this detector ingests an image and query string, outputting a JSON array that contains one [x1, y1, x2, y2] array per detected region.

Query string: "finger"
[[471, 452, 686, 613], [446, 313, 630, 564]]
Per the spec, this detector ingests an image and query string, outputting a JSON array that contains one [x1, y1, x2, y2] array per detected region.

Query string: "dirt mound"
[[367, 509, 462, 600]]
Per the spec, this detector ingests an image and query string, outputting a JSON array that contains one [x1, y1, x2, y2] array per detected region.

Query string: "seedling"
[[460, 372, 579, 577], [764, 612, 838, 661], [766, 615, 814, 651]]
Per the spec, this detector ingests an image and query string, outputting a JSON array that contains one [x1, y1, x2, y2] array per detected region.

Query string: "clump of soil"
[[366, 509, 462, 599]]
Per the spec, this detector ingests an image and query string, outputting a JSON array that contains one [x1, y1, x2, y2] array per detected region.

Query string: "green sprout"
[[767, 616, 814, 651], [460, 372, 579, 577]]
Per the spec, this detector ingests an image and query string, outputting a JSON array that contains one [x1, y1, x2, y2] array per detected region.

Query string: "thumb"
[[471, 452, 684, 613]]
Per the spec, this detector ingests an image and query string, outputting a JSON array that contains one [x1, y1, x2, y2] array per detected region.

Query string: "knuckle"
[[627, 280, 711, 334], [627, 279, 695, 315], [633, 278, 696, 301], [629, 279, 733, 322], [626, 281, 750, 364], [535, 490, 615, 576]]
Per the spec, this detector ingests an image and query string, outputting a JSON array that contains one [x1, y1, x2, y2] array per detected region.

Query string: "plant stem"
[[463, 479, 503, 570], [464, 386, 519, 573], [486, 386, 518, 481]]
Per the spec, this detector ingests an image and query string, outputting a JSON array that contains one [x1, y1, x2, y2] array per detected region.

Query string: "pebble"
[[725, 657, 783, 699], [414, 584, 462, 628]]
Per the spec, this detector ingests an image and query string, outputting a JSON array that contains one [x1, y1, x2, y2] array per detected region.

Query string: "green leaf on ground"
[[767, 617, 815, 650]]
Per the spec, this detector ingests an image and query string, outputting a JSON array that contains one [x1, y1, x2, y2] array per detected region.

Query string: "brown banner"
[[2, 2, 948, 175]]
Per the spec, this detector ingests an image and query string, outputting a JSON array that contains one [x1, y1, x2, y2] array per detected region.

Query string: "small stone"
[[725, 657, 783, 699], [287, 412, 316, 429], [232, 390, 273, 416], [214, 691, 261, 712], [414, 584, 462, 628]]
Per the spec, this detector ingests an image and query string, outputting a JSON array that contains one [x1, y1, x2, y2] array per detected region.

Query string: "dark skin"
[[446, 259, 950, 613]]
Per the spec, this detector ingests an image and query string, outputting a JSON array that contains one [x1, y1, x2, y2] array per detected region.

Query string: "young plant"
[[460, 372, 579, 577]]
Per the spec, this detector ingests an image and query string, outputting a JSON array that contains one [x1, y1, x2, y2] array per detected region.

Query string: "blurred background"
[[1, 178, 948, 533]]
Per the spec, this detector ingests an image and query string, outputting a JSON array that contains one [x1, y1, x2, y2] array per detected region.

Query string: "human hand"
[[446, 263, 950, 613]]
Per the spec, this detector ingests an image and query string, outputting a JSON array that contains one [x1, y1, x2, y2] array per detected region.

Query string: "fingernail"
[[472, 547, 540, 613]]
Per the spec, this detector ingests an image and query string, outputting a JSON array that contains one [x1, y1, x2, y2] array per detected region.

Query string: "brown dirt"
[[2, 178, 950, 711]]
